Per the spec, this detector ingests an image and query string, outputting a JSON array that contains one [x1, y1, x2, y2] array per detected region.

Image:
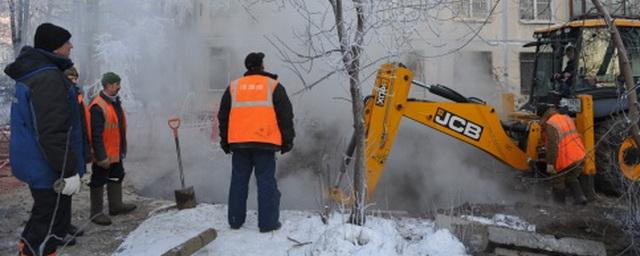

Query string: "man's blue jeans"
[[228, 148, 281, 230]]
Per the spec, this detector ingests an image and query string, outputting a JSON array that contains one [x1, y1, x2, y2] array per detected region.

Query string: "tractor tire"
[[594, 115, 638, 197]]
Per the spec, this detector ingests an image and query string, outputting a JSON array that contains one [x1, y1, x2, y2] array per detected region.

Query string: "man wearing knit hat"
[[87, 72, 136, 226], [5, 23, 86, 256]]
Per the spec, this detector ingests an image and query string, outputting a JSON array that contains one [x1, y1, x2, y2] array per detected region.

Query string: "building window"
[[520, 52, 536, 94], [457, 0, 491, 19], [520, 0, 552, 21], [209, 47, 230, 91], [571, 0, 640, 18]]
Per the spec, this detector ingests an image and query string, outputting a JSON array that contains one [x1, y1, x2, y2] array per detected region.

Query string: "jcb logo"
[[375, 83, 388, 106], [434, 108, 483, 141]]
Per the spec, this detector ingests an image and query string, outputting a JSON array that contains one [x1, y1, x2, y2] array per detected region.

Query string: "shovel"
[[168, 117, 196, 210]]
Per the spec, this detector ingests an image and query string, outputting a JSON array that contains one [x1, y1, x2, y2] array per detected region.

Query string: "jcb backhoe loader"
[[331, 61, 639, 203], [331, 16, 640, 203], [523, 17, 640, 196]]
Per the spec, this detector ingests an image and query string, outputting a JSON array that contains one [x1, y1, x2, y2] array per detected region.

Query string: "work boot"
[[259, 222, 282, 233], [569, 181, 588, 205], [90, 186, 112, 226], [107, 182, 137, 216], [551, 187, 566, 204], [579, 175, 598, 201]]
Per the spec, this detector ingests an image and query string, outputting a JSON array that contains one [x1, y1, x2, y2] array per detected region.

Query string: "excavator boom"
[[331, 63, 600, 203]]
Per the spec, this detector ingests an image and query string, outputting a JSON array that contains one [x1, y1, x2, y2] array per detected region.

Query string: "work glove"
[[281, 142, 293, 155], [81, 170, 92, 185], [546, 164, 556, 174], [54, 174, 81, 195], [97, 159, 110, 169], [220, 142, 230, 154]]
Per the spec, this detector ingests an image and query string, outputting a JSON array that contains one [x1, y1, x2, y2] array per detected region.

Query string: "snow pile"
[[115, 203, 468, 256], [461, 214, 536, 232]]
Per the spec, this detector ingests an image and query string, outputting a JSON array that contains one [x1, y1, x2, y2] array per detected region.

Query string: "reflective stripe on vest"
[[89, 96, 126, 164], [228, 75, 282, 145], [546, 114, 586, 171]]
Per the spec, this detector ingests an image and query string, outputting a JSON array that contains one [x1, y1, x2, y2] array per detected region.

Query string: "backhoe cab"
[[526, 18, 640, 195]]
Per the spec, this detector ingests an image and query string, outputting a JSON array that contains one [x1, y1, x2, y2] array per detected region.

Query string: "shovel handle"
[[168, 117, 181, 137]]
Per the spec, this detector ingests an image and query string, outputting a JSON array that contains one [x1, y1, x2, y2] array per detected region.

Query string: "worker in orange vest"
[[88, 72, 136, 226], [539, 104, 588, 205], [62, 66, 90, 242], [64, 67, 92, 164], [218, 52, 295, 233]]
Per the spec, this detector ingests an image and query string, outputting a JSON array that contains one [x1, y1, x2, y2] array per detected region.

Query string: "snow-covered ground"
[[115, 204, 468, 256]]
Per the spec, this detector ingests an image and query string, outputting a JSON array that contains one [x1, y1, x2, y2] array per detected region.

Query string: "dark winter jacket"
[[218, 70, 295, 152], [4, 46, 86, 188], [90, 92, 127, 162]]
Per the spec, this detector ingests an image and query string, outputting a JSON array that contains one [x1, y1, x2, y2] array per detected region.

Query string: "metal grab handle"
[[168, 117, 181, 137]]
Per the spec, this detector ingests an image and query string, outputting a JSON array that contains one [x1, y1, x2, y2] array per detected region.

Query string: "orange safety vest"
[[89, 96, 127, 164], [546, 114, 586, 171], [228, 75, 282, 145], [77, 94, 90, 132]]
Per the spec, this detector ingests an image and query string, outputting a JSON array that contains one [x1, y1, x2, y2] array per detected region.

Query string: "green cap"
[[101, 72, 121, 86]]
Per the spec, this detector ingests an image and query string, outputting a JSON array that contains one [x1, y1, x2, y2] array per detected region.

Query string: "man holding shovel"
[[218, 52, 295, 233], [88, 72, 136, 225]]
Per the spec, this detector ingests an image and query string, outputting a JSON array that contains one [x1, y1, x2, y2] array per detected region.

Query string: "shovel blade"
[[175, 186, 197, 210]]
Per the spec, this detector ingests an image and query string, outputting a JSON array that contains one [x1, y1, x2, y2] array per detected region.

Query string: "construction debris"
[[436, 213, 607, 256], [161, 228, 217, 256]]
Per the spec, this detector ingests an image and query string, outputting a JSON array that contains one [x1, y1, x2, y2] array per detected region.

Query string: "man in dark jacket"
[[88, 72, 136, 226], [218, 52, 295, 233], [5, 23, 85, 256]]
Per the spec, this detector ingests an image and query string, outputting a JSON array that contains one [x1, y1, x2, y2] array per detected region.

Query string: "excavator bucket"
[[328, 186, 353, 205]]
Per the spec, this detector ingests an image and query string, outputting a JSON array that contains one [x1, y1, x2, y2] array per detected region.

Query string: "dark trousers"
[[228, 148, 280, 229], [20, 188, 71, 256], [89, 162, 125, 187], [551, 162, 582, 190]]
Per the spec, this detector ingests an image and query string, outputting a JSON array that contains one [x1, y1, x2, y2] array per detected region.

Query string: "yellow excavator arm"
[[331, 63, 597, 203], [361, 64, 534, 198]]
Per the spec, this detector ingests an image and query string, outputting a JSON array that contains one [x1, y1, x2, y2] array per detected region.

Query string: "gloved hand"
[[281, 142, 293, 154], [220, 142, 230, 154], [56, 174, 81, 195], [546, 164, 556, 174], [97, 159, 110, 169], [81, 170, 92, 185]]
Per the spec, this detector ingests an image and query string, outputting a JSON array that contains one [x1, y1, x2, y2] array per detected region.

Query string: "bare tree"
[[7, 0, 29, 55], [326, 0, 368, 225], [242, 0, 495, 225], [589, 0, 640, 147]]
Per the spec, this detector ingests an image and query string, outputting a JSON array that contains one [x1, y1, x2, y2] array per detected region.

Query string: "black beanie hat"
[[34, 23, 71, 52], [244, 52, 265, 70]]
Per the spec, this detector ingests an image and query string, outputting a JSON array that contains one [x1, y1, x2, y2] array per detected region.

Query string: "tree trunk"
[[349, 0, 366, 226], [8, 0, 30, 56], [328, 0, 367, 225], [21, 0, 29, 48], [8, 0, 20, 55], [590, 0, 640, 147]]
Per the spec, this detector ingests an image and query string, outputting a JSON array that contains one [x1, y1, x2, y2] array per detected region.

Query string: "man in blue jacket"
[[4, 23, 86, 256]]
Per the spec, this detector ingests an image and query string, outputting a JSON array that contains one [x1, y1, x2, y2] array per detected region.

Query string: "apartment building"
[[194, 1, 637, 99]]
